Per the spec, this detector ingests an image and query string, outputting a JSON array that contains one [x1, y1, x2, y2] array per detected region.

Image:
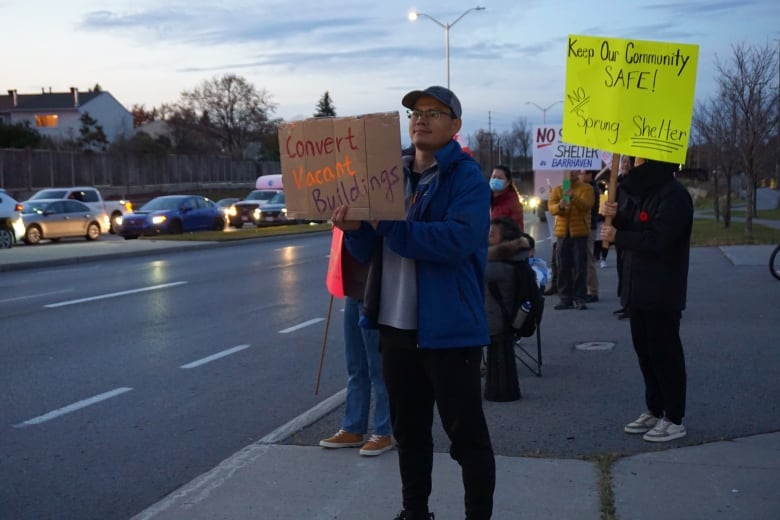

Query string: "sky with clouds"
[[3, 0, 779, 139]]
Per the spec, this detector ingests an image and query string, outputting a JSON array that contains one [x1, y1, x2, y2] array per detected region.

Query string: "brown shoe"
[[319, 429, 364, 448], [359, 434, 393, 456]]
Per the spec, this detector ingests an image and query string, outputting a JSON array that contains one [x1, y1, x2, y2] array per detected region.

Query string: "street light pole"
[[408, 6, 486, 89], [525, 100, 563, 124]]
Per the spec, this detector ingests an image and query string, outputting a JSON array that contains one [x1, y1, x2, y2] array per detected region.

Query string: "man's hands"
[[600, 223, 617, 242], [331, 205, 360, 231], [557, 188, 574, 212], [600, 201, 618, 242], [331, 205, 378, 231]]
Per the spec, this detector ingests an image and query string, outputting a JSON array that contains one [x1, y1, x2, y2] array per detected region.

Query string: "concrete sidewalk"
[[130, 432, 780, 520]]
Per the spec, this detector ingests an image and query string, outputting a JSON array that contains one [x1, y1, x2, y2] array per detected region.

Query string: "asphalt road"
[[1, 233, 349, 520]]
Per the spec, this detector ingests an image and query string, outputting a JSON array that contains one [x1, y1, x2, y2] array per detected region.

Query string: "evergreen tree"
[[314, 91, 337, 117], [78, 112, 109, 152], [0, 121, 41, 148]]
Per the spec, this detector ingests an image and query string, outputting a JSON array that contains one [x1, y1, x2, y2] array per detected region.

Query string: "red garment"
[[490, 189, 524, 230]]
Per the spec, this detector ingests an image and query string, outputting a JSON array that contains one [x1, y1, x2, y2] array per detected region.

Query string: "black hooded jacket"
[[613, 160, 693, 311]]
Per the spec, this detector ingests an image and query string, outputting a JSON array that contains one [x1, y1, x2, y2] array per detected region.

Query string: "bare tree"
[[713, 42, 779, 232], [469, 117, 533, 174], [130, 104, 157, 128], [510, 117, 532, 171], [692, 96, 740, 226], [180, 74, 278, 158]]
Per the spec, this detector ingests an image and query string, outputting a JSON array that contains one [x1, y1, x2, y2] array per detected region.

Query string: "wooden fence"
[[0, 148, 281, 199]]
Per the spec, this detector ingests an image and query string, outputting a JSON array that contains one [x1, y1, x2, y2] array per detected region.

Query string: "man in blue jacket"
[[332, 86, 495, 520]]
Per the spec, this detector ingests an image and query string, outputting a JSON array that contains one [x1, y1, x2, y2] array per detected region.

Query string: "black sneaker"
[[613, 307, 626, 315], [585, 294, 599, 303], [554, 302, 574, 310], [574, 301, 588, 310]]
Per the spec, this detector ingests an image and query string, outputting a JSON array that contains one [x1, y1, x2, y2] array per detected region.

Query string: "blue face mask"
[[489, 178, 506, 192]]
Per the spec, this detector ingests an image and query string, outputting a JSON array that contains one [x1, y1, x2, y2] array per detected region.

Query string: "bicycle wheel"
[[770, 245, 780, 281]]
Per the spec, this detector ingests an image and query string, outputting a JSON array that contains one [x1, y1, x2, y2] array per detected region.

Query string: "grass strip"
[[691, 218, 780, 246]]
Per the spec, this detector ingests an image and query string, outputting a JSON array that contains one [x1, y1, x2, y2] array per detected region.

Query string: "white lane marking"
[[278, 318, 324, 333], [180, 344, 251, 369], [14, 387, 133, 428], [44, 282, 188, 308], [0, 289, 74, 303]]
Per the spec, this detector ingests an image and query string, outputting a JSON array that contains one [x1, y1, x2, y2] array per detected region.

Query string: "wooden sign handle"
[[603, 154, 621, 249]]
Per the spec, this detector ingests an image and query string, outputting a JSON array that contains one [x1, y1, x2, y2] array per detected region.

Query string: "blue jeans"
[[342, 297, 391, 436]]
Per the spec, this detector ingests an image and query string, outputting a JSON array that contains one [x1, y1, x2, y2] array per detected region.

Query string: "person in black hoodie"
[[601, 158, 693, 443]]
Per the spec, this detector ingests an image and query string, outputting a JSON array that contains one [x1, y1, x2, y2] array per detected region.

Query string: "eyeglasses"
[[406, 109, 456, 121]]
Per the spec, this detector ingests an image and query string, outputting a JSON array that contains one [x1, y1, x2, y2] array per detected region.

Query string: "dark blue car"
[[118, 195, 226, 239]]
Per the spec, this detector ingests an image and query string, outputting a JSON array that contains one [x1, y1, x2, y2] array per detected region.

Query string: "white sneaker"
[[599, 260, 607, 268], [643, 418, 687, 442], [624, 412, 660, 434]]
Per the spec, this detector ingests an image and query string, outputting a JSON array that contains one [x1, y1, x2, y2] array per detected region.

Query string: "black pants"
[[485, 333, 521, 402], [594, 240, 608, 260], [556, 236, 588, 304], [628, 308, 687, 423], [380, 326, 495, 519]]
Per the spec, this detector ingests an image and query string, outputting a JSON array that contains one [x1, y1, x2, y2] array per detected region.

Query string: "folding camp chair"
[[514, 296, 544, 376]]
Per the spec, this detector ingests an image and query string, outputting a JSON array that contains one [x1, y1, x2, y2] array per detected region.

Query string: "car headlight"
[[115, 216, 123, 226], [152, 215, 167, 225], [529, 196, 541, 209], [253, 208, 261, 219], [227, 206, 237, 217], [282, 208, 287, 215]]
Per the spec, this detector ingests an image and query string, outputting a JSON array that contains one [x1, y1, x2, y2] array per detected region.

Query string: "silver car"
[[20, 199, 108, 244], [0, 189, 26, 248]]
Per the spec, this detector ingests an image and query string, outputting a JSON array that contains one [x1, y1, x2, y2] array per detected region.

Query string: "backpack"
[[488, 260, 544, 338]]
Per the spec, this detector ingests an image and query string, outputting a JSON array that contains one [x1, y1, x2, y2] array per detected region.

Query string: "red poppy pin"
[[639, 211, 649, 222]]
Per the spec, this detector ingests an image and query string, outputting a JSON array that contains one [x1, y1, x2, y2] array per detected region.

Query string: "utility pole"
[[488, 111, 493, 171]]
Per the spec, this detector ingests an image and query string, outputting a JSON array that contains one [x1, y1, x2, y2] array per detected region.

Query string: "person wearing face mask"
[[489, 165, 524, 231]]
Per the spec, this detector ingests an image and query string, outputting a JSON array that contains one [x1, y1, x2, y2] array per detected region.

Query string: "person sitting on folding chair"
[[484, 216, 533, 402]]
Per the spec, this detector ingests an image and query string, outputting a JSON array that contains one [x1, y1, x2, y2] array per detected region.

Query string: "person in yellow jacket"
[[548, 171, 595, 310]]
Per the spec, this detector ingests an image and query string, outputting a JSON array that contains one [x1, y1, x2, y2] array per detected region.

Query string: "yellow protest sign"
[[563, 34, 699, 163]]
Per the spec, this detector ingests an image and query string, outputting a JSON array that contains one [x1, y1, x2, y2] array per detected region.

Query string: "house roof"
[[0, 91, 104, 112]]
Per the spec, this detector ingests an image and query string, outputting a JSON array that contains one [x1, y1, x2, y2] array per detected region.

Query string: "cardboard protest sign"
[[279, 112, 405, 221], [563, 34, 699, 163], [532, 124, 602, 170]]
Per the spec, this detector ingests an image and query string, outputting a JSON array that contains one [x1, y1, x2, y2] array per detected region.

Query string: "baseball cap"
[[402, 86, 462, 118]]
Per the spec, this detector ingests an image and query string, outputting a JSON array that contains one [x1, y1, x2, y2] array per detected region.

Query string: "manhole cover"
[[575, 341, 615, 351]]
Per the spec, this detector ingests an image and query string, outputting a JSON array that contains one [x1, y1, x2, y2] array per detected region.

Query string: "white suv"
[[0, 189, 26, 248]]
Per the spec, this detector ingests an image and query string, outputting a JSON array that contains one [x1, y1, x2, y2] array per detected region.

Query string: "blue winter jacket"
[[344, 139, 491, 348]]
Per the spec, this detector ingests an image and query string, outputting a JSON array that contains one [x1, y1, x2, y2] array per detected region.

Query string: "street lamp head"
[[406, 6, 486, 89]]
